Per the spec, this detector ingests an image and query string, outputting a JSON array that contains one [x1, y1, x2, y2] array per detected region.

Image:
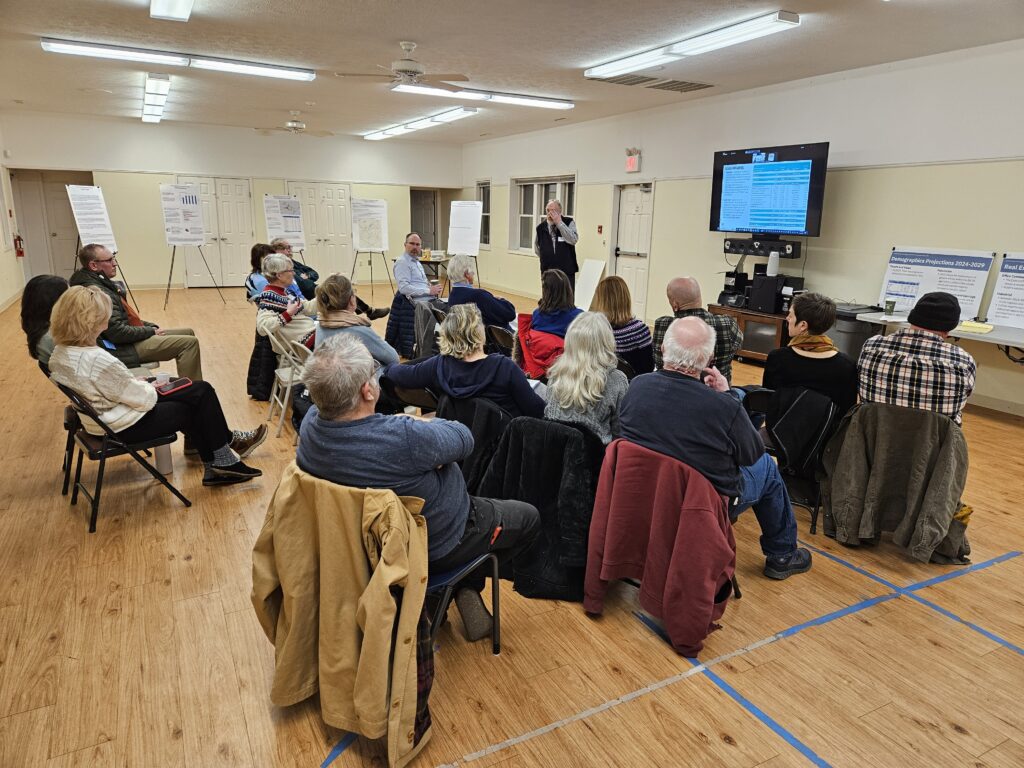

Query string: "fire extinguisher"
[[13, 234, 25, 259]]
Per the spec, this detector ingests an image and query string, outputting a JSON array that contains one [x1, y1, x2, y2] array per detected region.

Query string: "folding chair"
[[427, 553, 501, 655], [486, 325, 514, 357], [430, 305, 448, 326], [265, 329, 306, 438], [288, 340, 313, 445], [616, 356, 637, 380], [54, 382, 191, 533], [380, 377, 439, 413]]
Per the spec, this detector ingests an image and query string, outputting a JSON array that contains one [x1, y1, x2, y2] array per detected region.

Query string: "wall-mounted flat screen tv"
[[709, 141, 829, 237]]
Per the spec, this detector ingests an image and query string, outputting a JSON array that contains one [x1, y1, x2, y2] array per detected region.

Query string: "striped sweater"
[[612, 318, 653, 354], [255, 284, 318, 349]]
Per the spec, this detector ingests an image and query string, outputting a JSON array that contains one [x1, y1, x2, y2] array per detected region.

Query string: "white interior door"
[[614, 184, 654, 321], [318, 182, 353, 275], [43, 180, 81, 279], [287, 181, 324, 265], [11, 171, 53, 279], [215, 177, 253, 287], [177, 176, 221, 287]]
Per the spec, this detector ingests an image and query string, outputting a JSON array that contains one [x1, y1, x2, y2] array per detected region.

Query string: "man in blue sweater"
[[297, 333, 540, 639], [619, 317, 812, 580], [445, 255, 516, 329]]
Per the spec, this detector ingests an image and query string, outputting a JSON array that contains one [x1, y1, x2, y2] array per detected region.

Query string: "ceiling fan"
[[333, 40, 468, 91], [255, 110, 333, 137]]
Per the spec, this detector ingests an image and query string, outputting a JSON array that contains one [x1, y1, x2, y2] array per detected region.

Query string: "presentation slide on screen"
[[878, 248, 994, 319], [718, 155, 812, 234]]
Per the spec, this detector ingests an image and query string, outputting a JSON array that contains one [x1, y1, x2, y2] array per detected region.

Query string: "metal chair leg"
[[732, 575, 742, 600], [430, 585, 455, 640], [89, 453, 107, 533], [810, 481, 822, 534], [61, 431, 75, 495], [126, 449, 192, 508], [490, 554, 500, 655], [275, 380, 294, 437], [70, 449, 84, 505]]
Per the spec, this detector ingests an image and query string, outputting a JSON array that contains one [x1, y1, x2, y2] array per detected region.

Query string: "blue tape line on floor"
[[777, 593, 899, 638], [904, 551, 1022, 592], [693, 661, 833, 768], [321, 732, 357, 768], [799, 541, 1024, 656]]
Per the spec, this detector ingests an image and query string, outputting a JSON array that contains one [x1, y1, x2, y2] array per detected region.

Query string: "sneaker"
[[764, 547, 813, 580], [230, 425, 268, 459], [202, 461, 262, 486], [367, 307, 391, 320], [454, 588, 493, 642]]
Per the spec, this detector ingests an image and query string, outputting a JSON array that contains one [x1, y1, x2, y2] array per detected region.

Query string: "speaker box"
[[750, 275, 783, 313]]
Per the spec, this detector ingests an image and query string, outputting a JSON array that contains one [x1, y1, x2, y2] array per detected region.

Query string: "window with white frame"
[[511, 175, 576, 251], [476, 181, 490, 245]]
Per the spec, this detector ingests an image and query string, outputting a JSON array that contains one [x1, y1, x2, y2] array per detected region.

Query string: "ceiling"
[[1, 0, 1023, 145]]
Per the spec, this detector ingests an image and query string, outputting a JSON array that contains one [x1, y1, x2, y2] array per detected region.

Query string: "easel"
[[163, 244, 227, 310], [352, 250, 395, 294], [74, 235, 142, 313]]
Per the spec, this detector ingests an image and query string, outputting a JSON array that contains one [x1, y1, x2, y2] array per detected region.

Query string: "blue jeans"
[[735, 454, 798, 559]]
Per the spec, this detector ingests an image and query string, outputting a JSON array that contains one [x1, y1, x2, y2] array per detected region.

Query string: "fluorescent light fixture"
[[143, 105, 164, 116], [430, 107, 477, 123], [145, 73, 171, 94], [486, 93, 574, 110], [668, 11, 800, 55], [40, 38, 189, 66], [391, 83, 489, 100], [142, 114, 161, 123], [144, 93, 168, 106], [363, 107, 478, 140], [392, 83, 574, 109], [584, 48, 682, 79], [150, 0, 195, 22], [585, 11, 800, 78], [189, 56, 316, 81]]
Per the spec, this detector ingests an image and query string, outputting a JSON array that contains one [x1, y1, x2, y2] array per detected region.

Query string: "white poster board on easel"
[[263, 195, 307, 250], [987, 253, 1024, 329], [66, 185, 118, 252], [159, 183, 205, 246], [448, 200, 482, 256], [352, 198, 389, 252], [878, 247, 994, 319], [575, 259, 607, 311]]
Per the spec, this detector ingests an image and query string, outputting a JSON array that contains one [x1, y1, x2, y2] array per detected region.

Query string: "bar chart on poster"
[[159, 183, 205, 246]]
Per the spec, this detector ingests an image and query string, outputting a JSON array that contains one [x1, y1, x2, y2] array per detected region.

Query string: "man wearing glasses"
[[69, 243, 203, 380]]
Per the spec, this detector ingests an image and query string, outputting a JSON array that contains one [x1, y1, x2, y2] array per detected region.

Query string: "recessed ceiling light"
[[150, 0, 195, 22]]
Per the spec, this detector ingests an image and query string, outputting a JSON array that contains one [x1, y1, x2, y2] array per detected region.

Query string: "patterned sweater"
[[255, 284, 318, 349]]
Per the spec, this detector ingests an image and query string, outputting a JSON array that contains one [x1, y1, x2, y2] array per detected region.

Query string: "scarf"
[[788, 333, 837, 353], [318, 309, 370, 329]]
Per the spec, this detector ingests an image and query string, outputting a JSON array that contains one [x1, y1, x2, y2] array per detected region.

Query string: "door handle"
[[51, 232, 57, 237]]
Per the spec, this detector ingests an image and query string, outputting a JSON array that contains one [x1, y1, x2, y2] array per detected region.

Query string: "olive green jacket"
[[69, 268, 156, 367]]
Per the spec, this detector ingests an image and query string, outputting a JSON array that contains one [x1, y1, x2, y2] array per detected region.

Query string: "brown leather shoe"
[[229, 424, 268, 458], [367, 307, 391, 320]]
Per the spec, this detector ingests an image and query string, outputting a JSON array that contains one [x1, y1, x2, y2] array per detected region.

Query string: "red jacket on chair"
[[584, 439, 736, 657], [516, 313, 565, 379]]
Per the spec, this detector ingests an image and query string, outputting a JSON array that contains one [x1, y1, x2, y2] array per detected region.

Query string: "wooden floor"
[[1, 284, 1022, 768]]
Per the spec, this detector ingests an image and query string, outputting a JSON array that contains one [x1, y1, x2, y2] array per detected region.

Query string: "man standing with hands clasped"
[[534, 199, 579, 294]]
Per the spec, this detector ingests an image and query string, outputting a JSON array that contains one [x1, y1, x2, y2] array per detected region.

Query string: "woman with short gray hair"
[[255, 255, 319, 349], [446, 256, 516, 329], [382, 303, 544, 417]]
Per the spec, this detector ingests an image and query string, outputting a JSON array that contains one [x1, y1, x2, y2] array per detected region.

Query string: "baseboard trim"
[[966, 395, 1024, 418], [0, 288, 23, 314]]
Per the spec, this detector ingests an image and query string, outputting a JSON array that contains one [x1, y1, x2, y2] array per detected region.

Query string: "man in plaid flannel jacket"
[[653, 277, 743, 382], [857, 292, 976, 425]]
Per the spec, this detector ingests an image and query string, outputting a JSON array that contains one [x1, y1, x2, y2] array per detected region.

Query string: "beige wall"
[[0, 163, 22, 311], [92, 170, 177, 290], [349, 184, 411, 285]]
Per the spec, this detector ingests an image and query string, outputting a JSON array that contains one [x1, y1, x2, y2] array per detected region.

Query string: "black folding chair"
[[379, 377, 440, 413], [427, 553, 501, 655], [616, 356, 637, 380], [55, 382, 191, 532], [486, 325, 514, 357]]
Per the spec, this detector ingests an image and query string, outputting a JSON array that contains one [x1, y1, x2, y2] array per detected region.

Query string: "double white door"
[[615, 184, 655, 321], [287, 181, 354, 275], [177, 176, 253, 287]]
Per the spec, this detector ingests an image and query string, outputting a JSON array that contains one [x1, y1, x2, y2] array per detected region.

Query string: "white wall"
[[462, 39, 1024, 186], [0, 112, 463, 188]]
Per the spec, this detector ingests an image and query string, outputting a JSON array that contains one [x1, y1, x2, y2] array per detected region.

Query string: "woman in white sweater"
[[543, 312, 629, 444], [48, 286, 267, 486]]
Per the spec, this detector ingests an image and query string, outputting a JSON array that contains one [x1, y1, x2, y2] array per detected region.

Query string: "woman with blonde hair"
[[592, 275, 654, 374], [383, 303, 545, 417], [314, 274, 399, 365], [544, 312, 629, 444], [48, 285, 266, 486]]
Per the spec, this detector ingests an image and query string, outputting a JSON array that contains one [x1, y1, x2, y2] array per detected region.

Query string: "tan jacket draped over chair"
[[251, 462, 431, 768]]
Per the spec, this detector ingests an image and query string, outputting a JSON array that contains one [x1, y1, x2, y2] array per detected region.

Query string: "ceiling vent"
[[587, 74, 713, 94]]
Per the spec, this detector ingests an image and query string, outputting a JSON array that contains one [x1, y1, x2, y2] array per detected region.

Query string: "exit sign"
[[625, 152, 641, 173]]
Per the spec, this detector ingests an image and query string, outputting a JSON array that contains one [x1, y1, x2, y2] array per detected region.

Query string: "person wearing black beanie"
[[857, 292, 976, 424]]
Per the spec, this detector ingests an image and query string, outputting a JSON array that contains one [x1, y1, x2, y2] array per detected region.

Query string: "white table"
[[855, 312, 1024, 348]]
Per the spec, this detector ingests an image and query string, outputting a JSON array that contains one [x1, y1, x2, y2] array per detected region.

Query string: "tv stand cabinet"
[[708, 304, 790, 363]]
